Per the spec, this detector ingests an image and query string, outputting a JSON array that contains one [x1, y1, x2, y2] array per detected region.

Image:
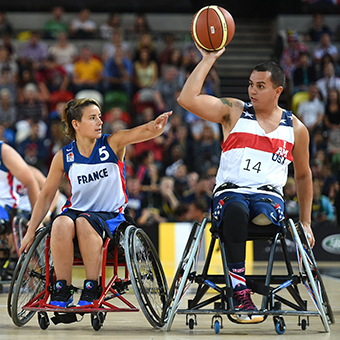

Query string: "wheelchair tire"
[[165, 218, 207, 332], [7, 253, 26, 318], [11, 226, 51, 327], [124, 225, 168, 329], [161, 221, 200, 324], [289, 220, 334, 332]]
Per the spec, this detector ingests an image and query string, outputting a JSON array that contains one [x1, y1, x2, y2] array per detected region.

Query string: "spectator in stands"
[[158, 33, 176, 71], [161, 48, 185, 82], [36, 55, 69, 94], [313, 32, 338, 66], [129, 13, 151, 39], [15, 83, 48, 145], [322, 176, 340, 223], [135, 150, 159, 193], [18, 121, 47, 171], [0, 67, 17, 101], [102, 106, 131, 134], [153, 65, 184, 112], [323, 89, 340, 171], [69, 8, 97, 39], [187, 199, 208, 223], [133, 32, 157, 62], [174, 202, 190, 222], [20, 31, 49, 69], [284, 177, 299, 222], [1, 32, 16, 60], [193, 124, 221, 176], [182, 44, 201, 75], [312, 178, 335, 225], [48, 32, 78, 76], [316, 62, 340, 101], [0, 88, 16, 144], [0, 11, 13, 36], [280, 30, 308, 99], [140, 176, 179, 223], [126, 176, 145, 221], [72, 45, 103, 93], [43, 6, 69, 39], [0, 45, 18, 84], [319, 54, 340, 79], [102, 28, 131, 62], [297, 83, 324, 134], [102, 46, 133, 96], [182, 174, 211, 210], [133, 47, 158, 92], [292, 51, 316, 94], [304, 12, 333, 42], [99, 13, 122, 41]]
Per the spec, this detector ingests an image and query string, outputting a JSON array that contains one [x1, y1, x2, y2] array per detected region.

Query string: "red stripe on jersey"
[[7, 172, 17, 208], [62, 173, 73, 211], [221, 132, 294, 162], [118, 160, 128, 204]]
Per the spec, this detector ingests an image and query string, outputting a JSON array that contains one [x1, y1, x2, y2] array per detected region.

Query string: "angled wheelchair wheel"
[[124, 225, 168, 329], [161, 221, 201, 324], [11, 226, 52, 327], [165, 218, 207, 332], [12, 216, 29, 257], [289, 220, 334, 332]]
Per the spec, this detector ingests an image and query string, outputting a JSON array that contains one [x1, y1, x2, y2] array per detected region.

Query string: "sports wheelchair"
[[7, 222, 168, 331], [163, 214, 335, 334]]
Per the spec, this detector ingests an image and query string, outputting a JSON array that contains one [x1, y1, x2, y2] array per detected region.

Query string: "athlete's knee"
[[52, 217, 75, 240]]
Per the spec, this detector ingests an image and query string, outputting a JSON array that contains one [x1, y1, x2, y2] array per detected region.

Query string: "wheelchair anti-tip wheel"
[[289, 220, 334, 333], [124, 225, 168, 329], [165, 218, 207, 332], [10, 226, 52, 327]]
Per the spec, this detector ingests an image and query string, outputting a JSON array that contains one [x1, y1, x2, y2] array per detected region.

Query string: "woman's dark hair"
[[253, 61, 286, 88], [62, 98, 101, 139]]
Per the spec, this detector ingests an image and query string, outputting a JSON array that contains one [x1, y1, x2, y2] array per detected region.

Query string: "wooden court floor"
[[1, 263, 340, 340]]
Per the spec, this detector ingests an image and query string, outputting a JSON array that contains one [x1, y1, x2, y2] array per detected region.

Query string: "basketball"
[[190, 5, 235, 52]]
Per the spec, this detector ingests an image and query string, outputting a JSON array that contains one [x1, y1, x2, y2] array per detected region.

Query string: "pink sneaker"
[[231, 288, 264, 323]]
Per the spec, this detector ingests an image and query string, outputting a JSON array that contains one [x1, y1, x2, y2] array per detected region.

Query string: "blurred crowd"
[[274, 13, 340, 228], [0, 8, 339, 230], [0, 7, 220, 229]]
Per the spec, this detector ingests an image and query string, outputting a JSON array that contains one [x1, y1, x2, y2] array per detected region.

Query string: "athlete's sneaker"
[[77, 280, 99, 307], [231, 288, 264, 323], [49, 280, 74, 308]]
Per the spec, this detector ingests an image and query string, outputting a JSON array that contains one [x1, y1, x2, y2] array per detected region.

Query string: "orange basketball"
[[190, 5, 235, 52]]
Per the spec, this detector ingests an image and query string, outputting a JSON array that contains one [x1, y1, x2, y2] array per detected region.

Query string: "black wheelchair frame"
[[163, 217, 334, 334]]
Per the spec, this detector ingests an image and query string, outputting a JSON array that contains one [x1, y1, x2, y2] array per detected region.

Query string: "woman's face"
[[74, 105, 103, 140]]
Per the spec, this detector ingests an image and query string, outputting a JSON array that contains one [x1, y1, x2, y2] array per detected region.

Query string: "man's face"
[[248, 70, 280, 110]]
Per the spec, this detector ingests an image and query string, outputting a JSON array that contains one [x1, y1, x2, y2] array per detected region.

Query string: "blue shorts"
[[212, 191, 285, 228], [57, 209, 126, 240]]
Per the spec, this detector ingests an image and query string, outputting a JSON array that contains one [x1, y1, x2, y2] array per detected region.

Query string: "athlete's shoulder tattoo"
[[220, 98, 233, 107]]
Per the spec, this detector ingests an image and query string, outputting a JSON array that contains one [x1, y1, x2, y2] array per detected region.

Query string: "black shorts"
[[56, 209, 127, 240]]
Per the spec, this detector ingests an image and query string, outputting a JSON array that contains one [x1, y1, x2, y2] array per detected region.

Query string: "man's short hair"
[[253, 61, 286, 89]]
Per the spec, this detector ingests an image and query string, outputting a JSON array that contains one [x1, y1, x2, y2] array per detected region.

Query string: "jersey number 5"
[[99, 146, 109, 161]]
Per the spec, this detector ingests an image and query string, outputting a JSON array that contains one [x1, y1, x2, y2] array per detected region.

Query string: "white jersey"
[[0, 141, 18, 208], [62, 135, 128, 213], [215, 103, 294, 196], [13, 177, 31, 212]]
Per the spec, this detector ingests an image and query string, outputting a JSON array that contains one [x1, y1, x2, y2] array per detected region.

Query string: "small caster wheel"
[[38, 312, 50, 330], [214, 320, 220, 334], [274, 317, 286, 335], [91, 313, 102, 331], [188, 318, 195, 330], [301, 318, 307, 330]]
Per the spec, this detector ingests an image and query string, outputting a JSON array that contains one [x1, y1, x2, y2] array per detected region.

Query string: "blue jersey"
[[62, 135, 128, 213]]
